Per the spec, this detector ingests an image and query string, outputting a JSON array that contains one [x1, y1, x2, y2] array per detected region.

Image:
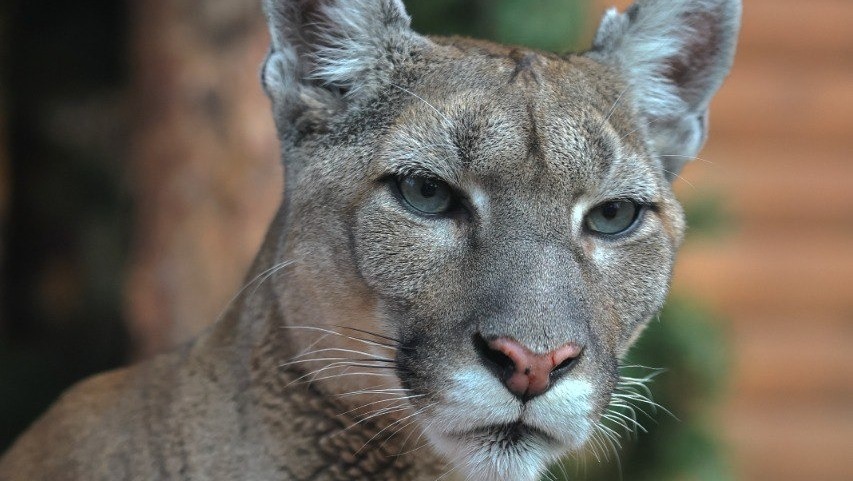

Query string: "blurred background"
[[0, 0, 850, 479]]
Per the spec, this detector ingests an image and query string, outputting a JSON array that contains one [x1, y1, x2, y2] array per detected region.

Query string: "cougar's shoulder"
[[0, 342, 254, 480], [0, 357, 164, 479]]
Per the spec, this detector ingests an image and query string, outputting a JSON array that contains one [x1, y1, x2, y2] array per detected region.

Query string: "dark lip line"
[[451, 421, 560, 445]]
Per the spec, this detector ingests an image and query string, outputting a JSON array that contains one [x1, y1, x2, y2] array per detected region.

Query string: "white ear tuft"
[[261, 0, 421, 132], [588, 0, 741, 179]]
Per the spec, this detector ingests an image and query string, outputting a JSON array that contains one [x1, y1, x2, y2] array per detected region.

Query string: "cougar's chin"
[[425, 425, 561, 481], [416, 369, 597, 481]]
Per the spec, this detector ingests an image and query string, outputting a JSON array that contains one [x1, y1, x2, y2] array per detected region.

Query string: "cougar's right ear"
[[588, 0, 741, 180], [261, 0, 422, 135]]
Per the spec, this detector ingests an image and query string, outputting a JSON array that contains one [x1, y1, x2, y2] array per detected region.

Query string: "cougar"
[[0, 0, 740, 479]]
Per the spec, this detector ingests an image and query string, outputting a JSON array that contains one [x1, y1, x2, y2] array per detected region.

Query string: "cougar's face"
[[263, 0, 738, 477], [278, 43, 685, 480]]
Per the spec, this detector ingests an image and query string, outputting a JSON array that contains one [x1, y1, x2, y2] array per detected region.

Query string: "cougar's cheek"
[[351, 194, 467, 308]]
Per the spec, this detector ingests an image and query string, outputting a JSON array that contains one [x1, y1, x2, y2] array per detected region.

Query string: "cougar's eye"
[[585, 200, 642, 235], [396, 176, 454, 215]]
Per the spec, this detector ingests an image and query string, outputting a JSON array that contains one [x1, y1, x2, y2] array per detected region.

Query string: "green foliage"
[[407, 0, 589, 52], [683, 192, 734, 241]]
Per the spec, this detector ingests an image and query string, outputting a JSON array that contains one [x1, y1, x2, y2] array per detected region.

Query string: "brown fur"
[[0, 1, 740, 480]]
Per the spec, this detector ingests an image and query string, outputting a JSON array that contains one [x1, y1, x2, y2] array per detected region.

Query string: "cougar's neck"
[[198, 207, 448, 481]]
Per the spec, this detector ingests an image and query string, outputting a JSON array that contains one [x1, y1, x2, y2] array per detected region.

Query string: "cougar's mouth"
[[454, 420, 558, 444], [427, 414, 569, 481], [453, 421, 560, 447], [414, 366, 597, 480]]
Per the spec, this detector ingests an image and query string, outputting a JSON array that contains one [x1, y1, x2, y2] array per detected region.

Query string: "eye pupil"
[[601, 202, 619, 220], [421, 181, 438, 198]]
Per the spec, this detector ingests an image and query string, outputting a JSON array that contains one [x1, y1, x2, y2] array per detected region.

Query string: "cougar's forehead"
[[380, 43, 664, 202]]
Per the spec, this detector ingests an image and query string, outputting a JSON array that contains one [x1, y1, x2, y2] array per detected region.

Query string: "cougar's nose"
[[475, 335, 583, 401]]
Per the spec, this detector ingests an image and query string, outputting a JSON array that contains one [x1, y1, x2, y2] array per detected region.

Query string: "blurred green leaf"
[[683, 192, 734, 241], [408, 0, 588, 51]]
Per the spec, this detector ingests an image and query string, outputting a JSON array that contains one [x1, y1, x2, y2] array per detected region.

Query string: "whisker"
[[394, 416, 435, 457], [662, 167, 696, 189], [283, 359, 399, 374], [378, 411, 425, 450], [341, 394, 425, 417], [247, 260, 294, 299], [305, 371, 397, 383], [555, 456, 570, 481], [394, 437, 432, 457], [390, 83, 452, 125], [355, 402, 437, 455], [344, 403, 412, 430], [333, 324, 402, 345], [209, 259, 297, 326], [599, 424, 624, 481], [284, 364, 395, 389], [280, 356, 390, 367], [598, 84, 631, 134], [585, 430, 606, 463], [281, 325, 397, 350], [659, 153, 716, 165], [283, 346, 394, 362], [336, 387, 410, 397]]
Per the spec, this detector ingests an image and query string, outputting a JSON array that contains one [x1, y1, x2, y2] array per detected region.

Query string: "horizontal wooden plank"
[[724, 318, 853, 402], [724, 403, 853, 481], [708, 61, 853, 142], [676, 143, 853, 229], [673, 235, 853, 313], [694, 141, 851, 171], [738, 0, 853, 60]]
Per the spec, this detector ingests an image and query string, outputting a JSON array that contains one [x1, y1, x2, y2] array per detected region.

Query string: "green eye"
[[585, 200, 642, 235], [397, 176, 454, 215]]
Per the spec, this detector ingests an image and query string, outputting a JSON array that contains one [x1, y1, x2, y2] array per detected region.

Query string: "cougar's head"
[[260, 1, 740, 479]]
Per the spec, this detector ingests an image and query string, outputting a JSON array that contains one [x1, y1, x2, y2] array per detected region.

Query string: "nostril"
[[474, 334, 584, 400], [473, 334, 516, 378], [551, 350, 581, 375]]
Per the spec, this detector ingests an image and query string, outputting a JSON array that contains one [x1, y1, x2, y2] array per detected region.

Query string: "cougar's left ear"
[[261, 0, 424, 135], [587, 0, 741, 180]]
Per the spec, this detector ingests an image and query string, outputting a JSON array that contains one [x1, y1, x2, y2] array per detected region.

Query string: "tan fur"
[[0, 1, 740, 480]]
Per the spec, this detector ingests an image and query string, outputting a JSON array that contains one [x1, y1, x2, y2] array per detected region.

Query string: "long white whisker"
[[355, 402, 436, 455], [341, 394, 425, 417], [390, 83, 452, 125], [281, 325, 398, 350], [345, 403, 412, 430], [662, 167, 696, 189], [337, 387, 410, 397], [659, 153, 716, 165], [599, 84, 631, 133], [209, 260, 296, 326], [282, 346, 394, 363]]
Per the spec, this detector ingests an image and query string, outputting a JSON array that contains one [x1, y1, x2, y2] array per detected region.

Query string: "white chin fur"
[[421, 369, 596, 481], [427, 431, 558, 481]]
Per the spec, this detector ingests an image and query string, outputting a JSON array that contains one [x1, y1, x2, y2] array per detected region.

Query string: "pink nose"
[[484, 337, 582, 400]]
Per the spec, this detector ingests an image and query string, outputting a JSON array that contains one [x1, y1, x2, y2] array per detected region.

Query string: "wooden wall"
[[659, 1, 852, 479]]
